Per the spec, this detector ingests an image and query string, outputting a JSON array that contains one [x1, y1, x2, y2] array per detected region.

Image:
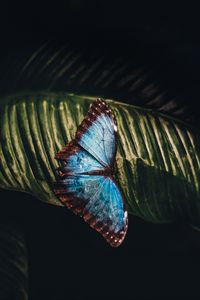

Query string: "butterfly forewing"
[[76, 98, 117, 168], [55, 140, 104, 175]]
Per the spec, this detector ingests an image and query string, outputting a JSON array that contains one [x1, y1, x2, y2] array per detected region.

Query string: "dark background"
[[1, 1, 200, 299]]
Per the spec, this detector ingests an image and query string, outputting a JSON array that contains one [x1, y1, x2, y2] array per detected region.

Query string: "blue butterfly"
[[54, 98, 128, 247]]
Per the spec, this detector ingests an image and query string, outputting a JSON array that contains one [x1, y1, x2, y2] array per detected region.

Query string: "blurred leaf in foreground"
[[0, 221, 28, 300]]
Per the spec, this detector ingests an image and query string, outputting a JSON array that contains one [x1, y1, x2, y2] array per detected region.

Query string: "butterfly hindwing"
[[54, 175, 128, 247]]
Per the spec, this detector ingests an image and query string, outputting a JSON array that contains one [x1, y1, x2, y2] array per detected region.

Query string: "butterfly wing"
[[54, 175, 128, 247], [55, 140, 104, 175], [75, 98, 117, 167]]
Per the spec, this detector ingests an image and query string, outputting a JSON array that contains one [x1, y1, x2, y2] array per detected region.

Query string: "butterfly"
[[54, 98, 128, 247]]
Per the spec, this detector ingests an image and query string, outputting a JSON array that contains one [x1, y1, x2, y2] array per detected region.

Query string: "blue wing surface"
[[76, 99, 117, 167], [54, 175, 128, 247], [55, 141, 104, 175]]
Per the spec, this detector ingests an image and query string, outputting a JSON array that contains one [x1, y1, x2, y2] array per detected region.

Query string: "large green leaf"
[[0, 92, 200, 226]]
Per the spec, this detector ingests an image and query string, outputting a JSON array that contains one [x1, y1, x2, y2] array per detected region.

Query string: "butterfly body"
[[54, 99, 128, 247]]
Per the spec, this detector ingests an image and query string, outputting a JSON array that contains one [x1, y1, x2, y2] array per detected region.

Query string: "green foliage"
[[0, 92, 200, 227]]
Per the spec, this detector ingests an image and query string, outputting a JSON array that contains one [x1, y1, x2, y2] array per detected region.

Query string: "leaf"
[[0, 92, 200, 227], [0, 221, 28, 300], [0, 40, 196, 124]]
